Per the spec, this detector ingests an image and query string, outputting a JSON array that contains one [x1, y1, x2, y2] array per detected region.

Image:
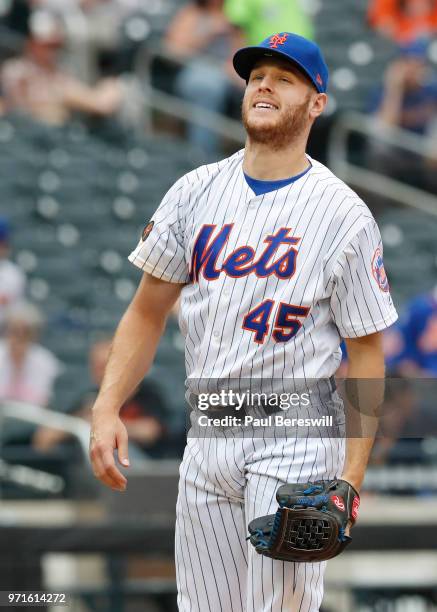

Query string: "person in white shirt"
[[0, 300, 62, 408]]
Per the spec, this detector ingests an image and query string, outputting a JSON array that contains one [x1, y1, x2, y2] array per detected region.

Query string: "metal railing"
[[143, 83, 246, 144], [328, 111, 437, 217], [0, 401, 92, 494], [0, 401, 91, 461]]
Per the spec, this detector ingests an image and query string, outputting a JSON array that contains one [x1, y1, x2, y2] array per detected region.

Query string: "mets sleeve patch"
[[372, 247, 389, 292]]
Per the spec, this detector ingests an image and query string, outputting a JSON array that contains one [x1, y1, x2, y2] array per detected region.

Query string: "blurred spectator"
[[367, 41, 437, 188], [0, 301, 62, 407], [384, 289, 437, 376], [35, 1, 140, 83], [0, 217, 26, 333], [368, 0, 437, 44], [33, 337, 181, 458], [0, 10, 124, 125], [225, 0, 314, 46], [164, 0, 245, 155], [371, 41, 437, 134]]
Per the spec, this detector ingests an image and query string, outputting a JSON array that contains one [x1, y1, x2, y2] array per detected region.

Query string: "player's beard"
[[242, 92, 312, 150]]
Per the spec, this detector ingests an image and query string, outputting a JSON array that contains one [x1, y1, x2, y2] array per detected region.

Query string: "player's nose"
[[257, 74, 275, 92]]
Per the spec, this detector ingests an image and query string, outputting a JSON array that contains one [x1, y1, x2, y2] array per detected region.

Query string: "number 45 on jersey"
[[243, 300, 310, 345]]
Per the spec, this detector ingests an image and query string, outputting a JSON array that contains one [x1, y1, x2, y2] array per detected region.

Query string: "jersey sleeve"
[[128, 177, 189, 284], [330, 219, 398, 338]]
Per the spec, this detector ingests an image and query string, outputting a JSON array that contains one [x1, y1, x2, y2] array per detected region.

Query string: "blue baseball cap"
[[233, 32, 329, 93]]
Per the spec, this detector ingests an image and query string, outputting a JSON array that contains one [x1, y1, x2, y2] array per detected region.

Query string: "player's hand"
[[89, 408, 130, 492]]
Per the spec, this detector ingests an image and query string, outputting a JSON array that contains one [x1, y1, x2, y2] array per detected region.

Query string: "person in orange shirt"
[[368, 0, 437, 43]]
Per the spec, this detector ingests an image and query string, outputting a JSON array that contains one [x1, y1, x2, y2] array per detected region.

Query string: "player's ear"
[[309, 93, 328, 119]]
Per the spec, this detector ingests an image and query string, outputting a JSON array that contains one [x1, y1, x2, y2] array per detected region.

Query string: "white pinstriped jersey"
[[128, 149, 398, 393]]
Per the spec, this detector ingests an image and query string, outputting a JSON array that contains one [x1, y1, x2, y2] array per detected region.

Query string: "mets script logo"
[[372, 247, 389, 293], [189, 224, 300, 283], [269, 33, 288, 49]]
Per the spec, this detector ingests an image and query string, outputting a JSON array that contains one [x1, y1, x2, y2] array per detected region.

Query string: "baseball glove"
[[248, 479, 360, 562]]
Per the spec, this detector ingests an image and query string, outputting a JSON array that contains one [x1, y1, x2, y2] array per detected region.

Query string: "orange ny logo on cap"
[[269, 33, 288, 49]]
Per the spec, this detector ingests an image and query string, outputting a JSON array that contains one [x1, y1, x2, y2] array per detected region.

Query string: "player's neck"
[[243, 141, 310, 181]]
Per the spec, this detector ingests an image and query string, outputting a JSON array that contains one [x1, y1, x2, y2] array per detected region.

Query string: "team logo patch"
[[316, 73, 323, 87], [372, 248, 389, 293], [269, 33, 288, 49], [352, 496, 360, 520], [142, 221, 154, 242], [332, 495, 345, 511]]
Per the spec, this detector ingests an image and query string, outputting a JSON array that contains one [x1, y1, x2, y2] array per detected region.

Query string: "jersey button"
[[213, 330, 220, 338]]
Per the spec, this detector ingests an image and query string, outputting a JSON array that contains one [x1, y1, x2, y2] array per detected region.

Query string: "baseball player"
[[90, 33, 398, 611]]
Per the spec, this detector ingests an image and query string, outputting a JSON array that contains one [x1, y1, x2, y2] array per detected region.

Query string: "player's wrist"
[[91, 397, 122, 417], [339, 473, 363, 494]]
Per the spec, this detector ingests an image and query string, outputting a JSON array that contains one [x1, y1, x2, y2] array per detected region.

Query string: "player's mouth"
[[252, 100, 279, 112]]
